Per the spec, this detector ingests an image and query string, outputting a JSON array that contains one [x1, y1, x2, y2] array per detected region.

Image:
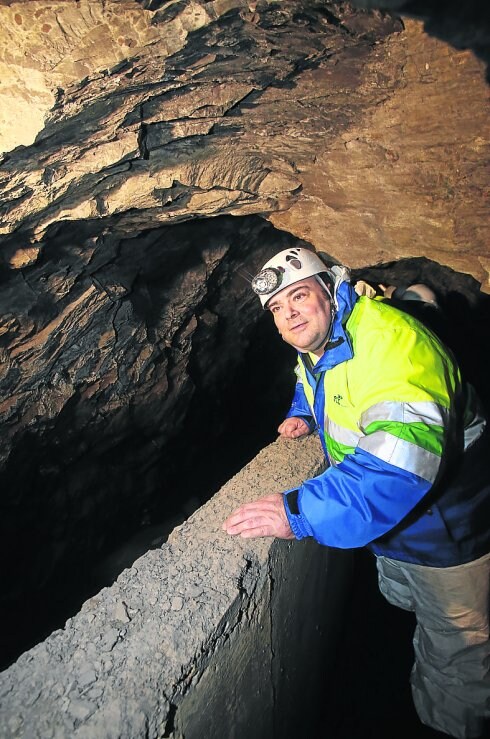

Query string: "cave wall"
[[0, 215, 299, 661], [0, 435, 352, 739], [0, 0, 162, 154], [351, 1, 490, 78]]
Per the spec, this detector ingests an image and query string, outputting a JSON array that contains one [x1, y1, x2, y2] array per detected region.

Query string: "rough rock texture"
[[270, 20, 490, 282], [0, 2, 488, 285], [0, 435, 352, 739], [351, 0, 490, 79], [0, 0, 183, 153], [0, 0, 489, 670]]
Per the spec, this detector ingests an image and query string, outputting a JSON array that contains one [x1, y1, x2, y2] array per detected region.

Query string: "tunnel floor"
[[322, 548, 452, 739]]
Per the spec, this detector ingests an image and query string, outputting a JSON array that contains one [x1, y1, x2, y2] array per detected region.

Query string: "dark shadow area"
[[0, 215, 300, 670], [321, 547, 449, 739], [0, 316, 296, 671], [352, 0, 490, 82]]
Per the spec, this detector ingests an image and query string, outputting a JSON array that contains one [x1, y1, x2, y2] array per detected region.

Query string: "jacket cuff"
[[283, 489, 314, 540]]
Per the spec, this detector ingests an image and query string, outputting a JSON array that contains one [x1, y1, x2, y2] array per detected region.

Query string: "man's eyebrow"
[[285, 283, 310, 299], [269, 283, 311, 310]]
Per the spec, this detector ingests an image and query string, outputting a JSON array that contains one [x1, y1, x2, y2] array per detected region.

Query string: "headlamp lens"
[[251, 267, 283, 295]]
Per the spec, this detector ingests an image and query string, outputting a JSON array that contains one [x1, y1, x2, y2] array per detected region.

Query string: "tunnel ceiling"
[[0, 0, 488, 284]]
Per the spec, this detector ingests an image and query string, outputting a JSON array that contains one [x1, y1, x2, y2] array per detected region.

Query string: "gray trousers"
[[376, 552, 490, 739]]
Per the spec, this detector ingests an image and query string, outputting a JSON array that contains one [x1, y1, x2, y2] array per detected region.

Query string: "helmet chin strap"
[[315, 275, 336, 350]]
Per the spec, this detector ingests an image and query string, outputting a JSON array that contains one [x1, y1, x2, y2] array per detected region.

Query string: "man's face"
[[267, 277, 332, 356]]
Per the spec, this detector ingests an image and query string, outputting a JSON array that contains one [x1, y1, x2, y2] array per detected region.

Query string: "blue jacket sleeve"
[[283, 448, 432, 547], [285, 381, 315, 431]]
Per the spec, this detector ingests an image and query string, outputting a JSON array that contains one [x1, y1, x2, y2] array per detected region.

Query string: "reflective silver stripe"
[[463, 386, 487, 450], [464, 412, 486, 450], [325, 417, 362, 447], [359, 431, 441, 482], [361, 400, 448, 430]]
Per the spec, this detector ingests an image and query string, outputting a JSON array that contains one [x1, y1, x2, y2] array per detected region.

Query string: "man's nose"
[[285, 302, 299, 319]]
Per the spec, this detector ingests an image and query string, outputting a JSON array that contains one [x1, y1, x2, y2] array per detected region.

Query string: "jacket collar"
[[299, 279, 358, 374]]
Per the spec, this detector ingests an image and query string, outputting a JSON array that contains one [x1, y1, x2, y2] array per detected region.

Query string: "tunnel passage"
[[1, 212, 489, 671], [0, 214, 302, 669]]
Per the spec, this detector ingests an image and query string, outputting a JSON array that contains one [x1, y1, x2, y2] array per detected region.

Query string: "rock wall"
[[0, 215, 300, 668], [270, 19, 490, 285], [0, 435, 352, 739], [351, 0, 490, 79], [0, 0, 186, 154]]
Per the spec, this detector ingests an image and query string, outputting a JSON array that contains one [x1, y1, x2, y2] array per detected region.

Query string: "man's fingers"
[[277, 419, 291, 435], [279, 423, 297, 438], [223, 497, 279, 523], [224, 514, 273, 536], [223, 503, 277, 529]]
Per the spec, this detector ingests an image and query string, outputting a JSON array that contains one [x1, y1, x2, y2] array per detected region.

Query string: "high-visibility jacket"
[[283, 274, 490, 566]]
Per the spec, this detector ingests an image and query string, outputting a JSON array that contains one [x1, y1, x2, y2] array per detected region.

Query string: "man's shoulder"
[[347, 295, 449, 361], [351, 294, 431, 333]]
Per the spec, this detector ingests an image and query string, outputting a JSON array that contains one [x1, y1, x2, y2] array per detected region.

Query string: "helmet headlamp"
[[251, 267, 284, 296]]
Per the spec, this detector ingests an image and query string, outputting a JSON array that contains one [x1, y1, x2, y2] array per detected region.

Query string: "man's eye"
[[294, 291, 307, 301]]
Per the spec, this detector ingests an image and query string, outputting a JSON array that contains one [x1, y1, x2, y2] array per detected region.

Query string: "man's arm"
[[282, 323, 458, 547], [283, 447, 435, 546], [223, 421, 437, 545]]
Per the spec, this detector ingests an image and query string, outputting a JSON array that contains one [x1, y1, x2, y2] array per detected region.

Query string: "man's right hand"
[[277, 417, 311, 439]]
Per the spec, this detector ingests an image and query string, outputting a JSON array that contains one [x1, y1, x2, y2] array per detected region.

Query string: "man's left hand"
[[222, 493, 295, 539]]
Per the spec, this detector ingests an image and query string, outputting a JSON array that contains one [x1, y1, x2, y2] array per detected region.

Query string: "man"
[[223, 247, 490, 739]]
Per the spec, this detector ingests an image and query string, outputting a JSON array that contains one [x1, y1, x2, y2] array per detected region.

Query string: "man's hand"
[[278, 416, 311, 439], [222, 493, 295, 540]]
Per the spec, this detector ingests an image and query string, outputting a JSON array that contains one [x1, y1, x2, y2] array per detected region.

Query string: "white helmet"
[[403, 284, 439, 306], [252, 247, 332, 308]]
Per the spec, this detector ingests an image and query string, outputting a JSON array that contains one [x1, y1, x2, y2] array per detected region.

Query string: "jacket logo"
[[333, 394, 343, 405]]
